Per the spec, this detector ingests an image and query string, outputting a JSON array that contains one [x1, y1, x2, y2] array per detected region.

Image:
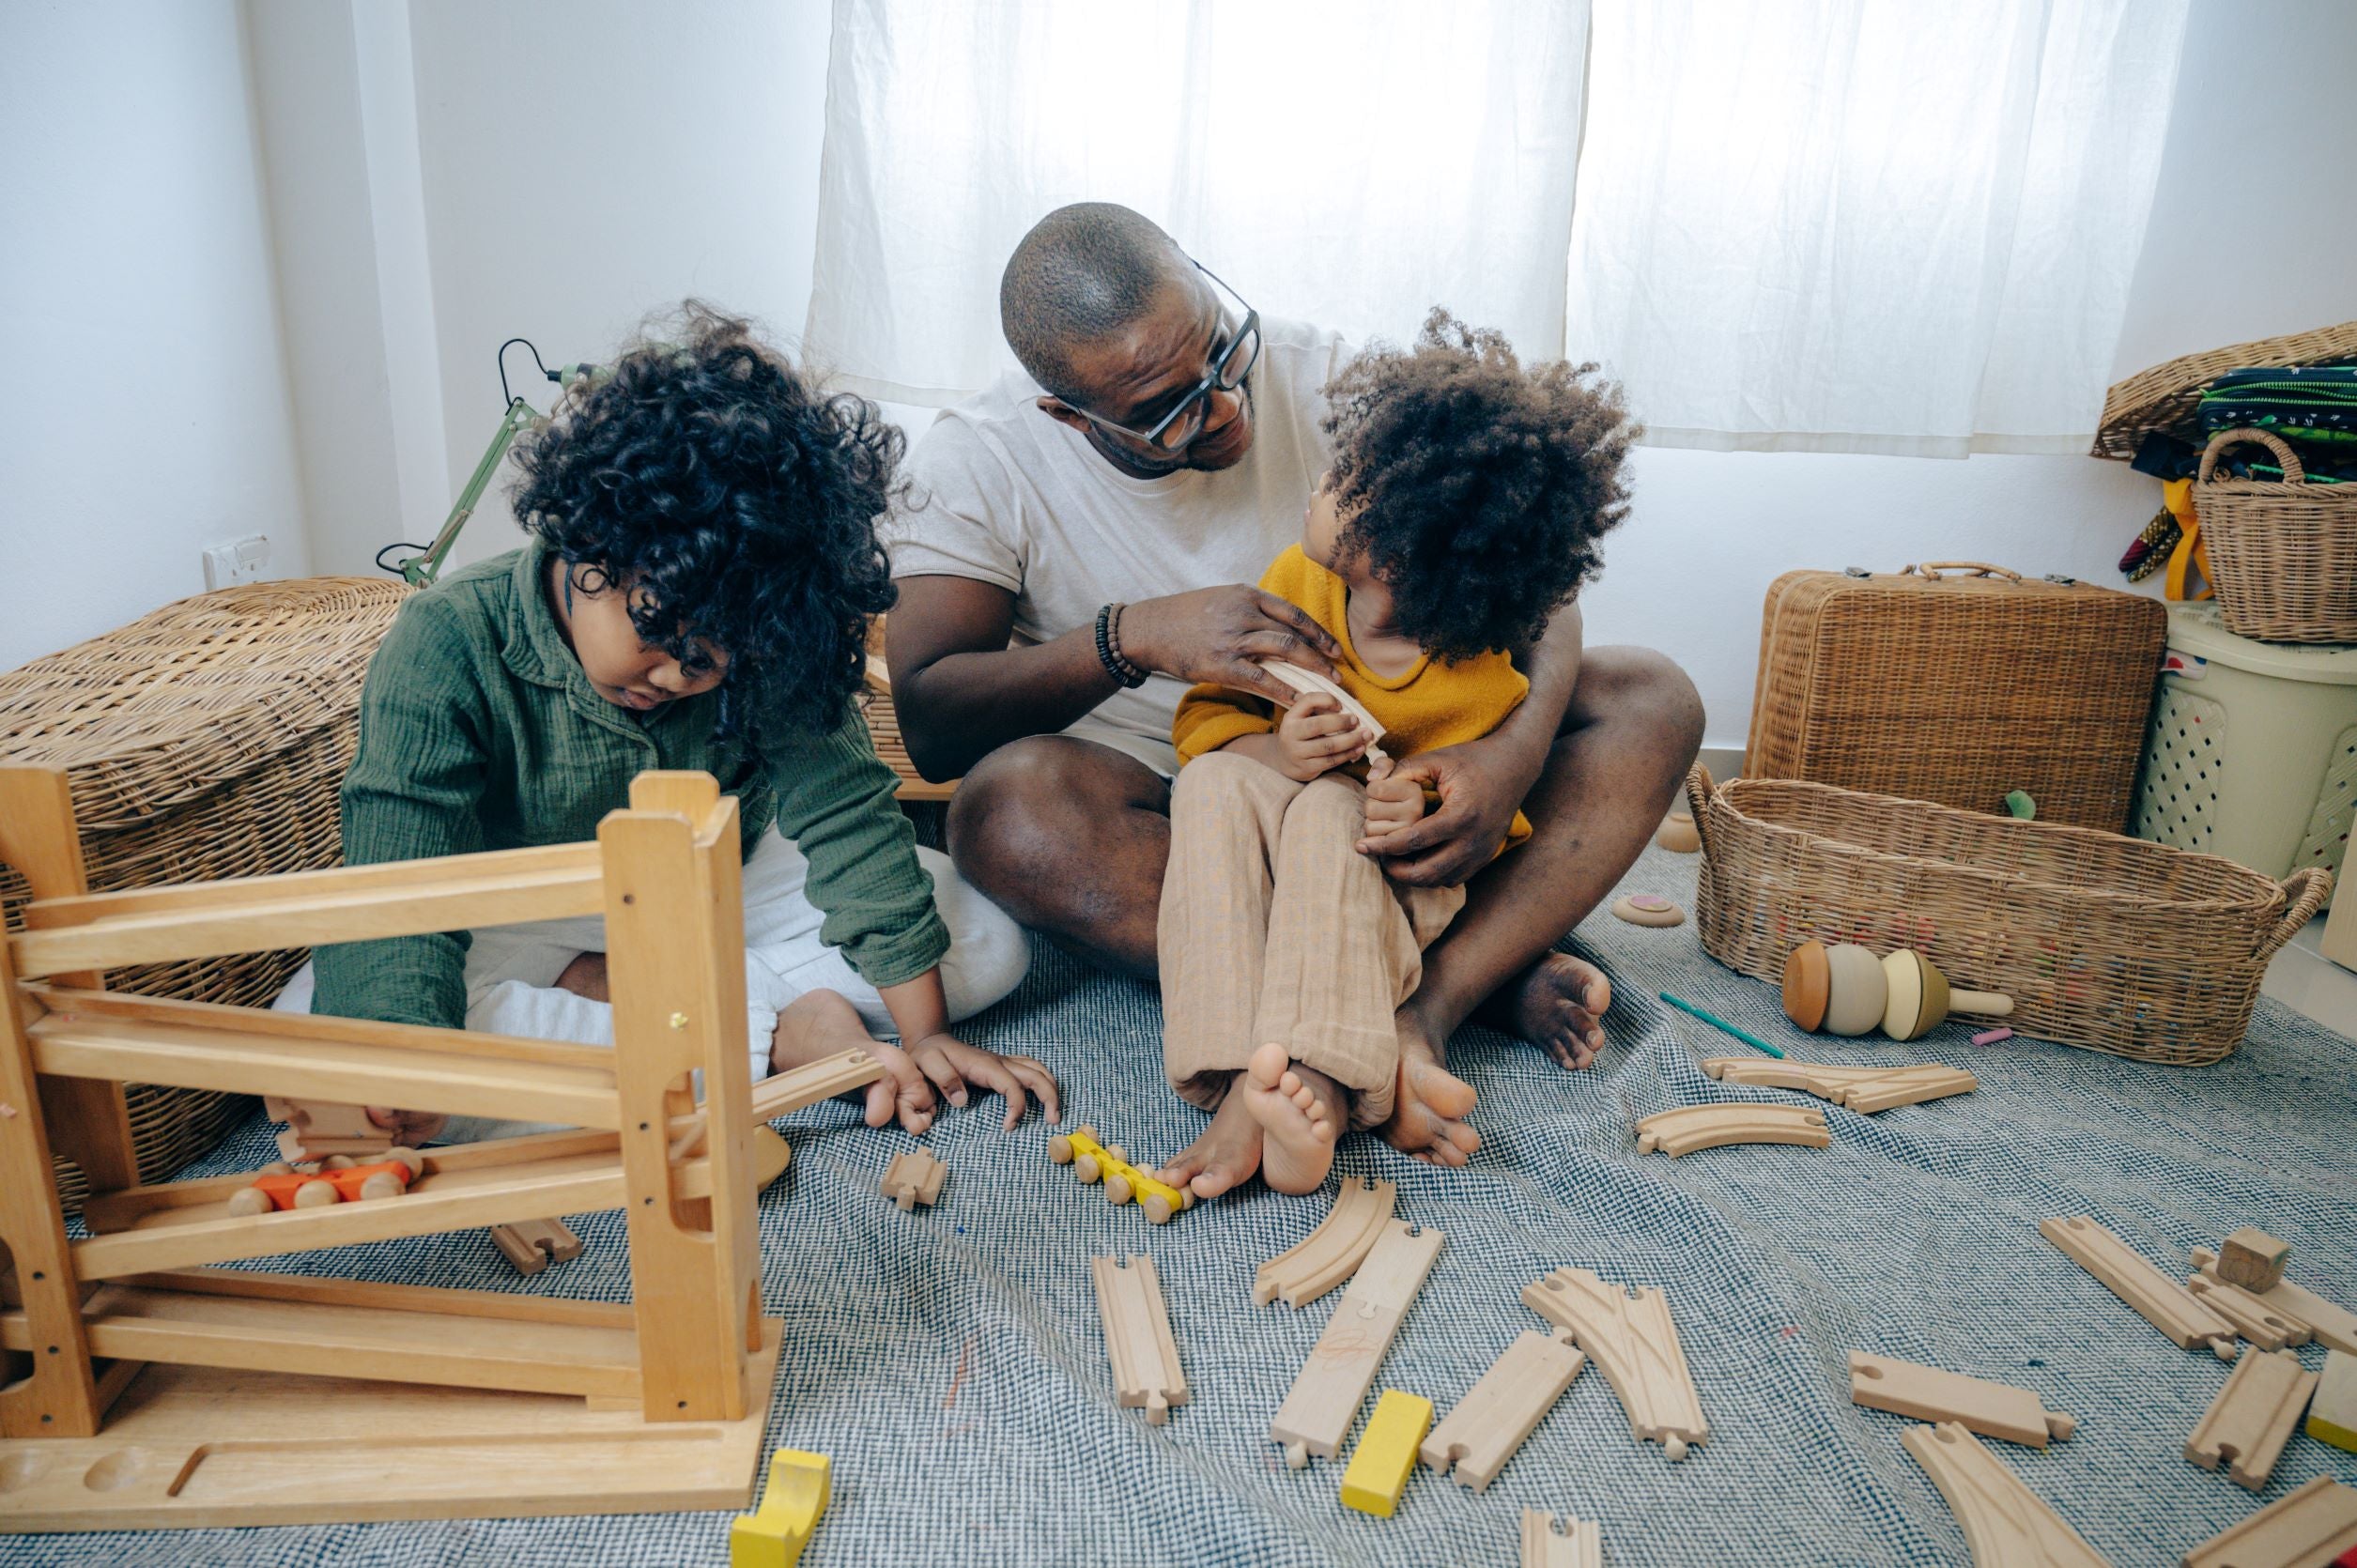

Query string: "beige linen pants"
[[1159, 751, 1465, 1130]]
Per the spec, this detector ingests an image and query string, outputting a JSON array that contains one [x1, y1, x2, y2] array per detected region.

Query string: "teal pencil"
[[1657, 991, 1786, 1059]]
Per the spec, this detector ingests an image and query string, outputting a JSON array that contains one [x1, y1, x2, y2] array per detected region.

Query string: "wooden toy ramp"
[[0, 767, 882, 1531]]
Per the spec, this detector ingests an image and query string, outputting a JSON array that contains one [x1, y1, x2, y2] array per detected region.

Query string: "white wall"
[[0, 0, 310, 672]]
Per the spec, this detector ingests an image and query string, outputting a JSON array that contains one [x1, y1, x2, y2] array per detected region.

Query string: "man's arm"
[[886, 575, 1348, 782]]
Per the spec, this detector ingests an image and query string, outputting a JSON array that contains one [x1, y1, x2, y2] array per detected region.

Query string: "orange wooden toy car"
[[225, 1147, 425, 1216]]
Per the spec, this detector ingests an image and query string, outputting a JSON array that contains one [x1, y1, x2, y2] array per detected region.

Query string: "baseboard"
[[1696, 744, 1744, 781]]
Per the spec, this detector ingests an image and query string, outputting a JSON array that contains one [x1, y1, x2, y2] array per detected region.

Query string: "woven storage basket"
[[2195, 426, 2357, 643], [0, 576, 411, 1207], [2092, 319, 2357, 460], [863, 615, 957, 803], [1686, 765, 2329, 1066]]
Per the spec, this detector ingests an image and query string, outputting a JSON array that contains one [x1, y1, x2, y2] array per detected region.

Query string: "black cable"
[[375, 540, 431, 576], [496, 337, 555, 408]]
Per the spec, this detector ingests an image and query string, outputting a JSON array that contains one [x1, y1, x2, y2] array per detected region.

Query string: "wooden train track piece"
[[1847, 1351, 2075, 1447], [1901, 1422, 2113, 1567], [1635, 1102, 1829, 1158], [489, 1218, 582, 1275], [1420, 1330, 1585, 1490], [2040, 1218, 2240, 1360], [2180, 1475, 2357, 1568], [1702, 1057, 1978, 1114], [1252, 1176, 1395, 1308], [2187, 1271, 2313, 1351], [1269, 1220, 1443, 1468], [1520, 1509, 1604, 1568], [1254, 658, 1389, 762], [1521, 1268, 1707, 1461], [2194, 1245, 2357, 1356], [2185, 1347, 2318, 1492], [1090, 1254, 1187, 1425], [880, 1149, 947, 1211]]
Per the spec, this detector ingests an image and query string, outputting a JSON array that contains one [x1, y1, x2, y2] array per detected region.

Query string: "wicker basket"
[[863, 616, 958, 803], [1687, 766, 2329, 1066], [2093, 320, 2357, 460], [0, 576, 411, 1206], [2195, 427, 2357, 643]]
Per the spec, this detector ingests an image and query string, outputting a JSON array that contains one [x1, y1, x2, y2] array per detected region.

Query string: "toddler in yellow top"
[[1157, 309, 1636, 1197]]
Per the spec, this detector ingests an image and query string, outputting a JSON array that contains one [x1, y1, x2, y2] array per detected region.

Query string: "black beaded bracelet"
[[1095, 603, 1148, 688]]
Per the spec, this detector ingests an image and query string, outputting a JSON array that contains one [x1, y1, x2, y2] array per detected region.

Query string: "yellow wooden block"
[[2310, 1349, 2357, 1454], [1340, 1389, 1434, 1518], [729, 1448, 830, 1568]]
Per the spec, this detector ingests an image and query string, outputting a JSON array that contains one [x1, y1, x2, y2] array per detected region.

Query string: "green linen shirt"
[[310, 541, 949, 1031]]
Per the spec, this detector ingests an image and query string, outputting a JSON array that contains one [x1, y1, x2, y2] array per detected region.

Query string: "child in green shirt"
[[297, 307, 1055, 1139]]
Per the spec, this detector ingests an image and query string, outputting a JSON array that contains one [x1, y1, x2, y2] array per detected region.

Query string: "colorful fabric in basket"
[[2197, 362, 2357, 453]]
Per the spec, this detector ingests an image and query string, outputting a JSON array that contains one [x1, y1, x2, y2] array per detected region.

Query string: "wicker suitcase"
[[1745, 561, 2166, 831]]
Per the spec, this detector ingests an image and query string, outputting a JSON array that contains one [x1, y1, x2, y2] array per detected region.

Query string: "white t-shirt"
[[886, 317, 1349, 776]]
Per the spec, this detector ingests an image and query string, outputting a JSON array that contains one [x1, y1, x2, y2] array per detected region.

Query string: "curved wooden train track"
[[1702, 1058, 1976, 1115], [1901, 1422, 2110, 1567], [1635, 1103, 1829, 1159], [1252, 1176, 1395, 1307], [1520, 1268, 1707, 1461]]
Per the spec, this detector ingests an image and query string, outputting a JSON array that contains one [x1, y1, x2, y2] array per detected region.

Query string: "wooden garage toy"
[[2180, 1476, 2357, 1568], [0, 766, 884, 1530], [2042, 1217, 2240, 1361], [1901, 1422, 2109, 1568], [1339, 1388, 1432, 1518], [1847, 1351, 2075, 1448], [2312, 1349, 2357, 1455], [225, 1146, 424, 1215], [881, 1148, 947, 1211], [1047, 1125, 1195, 1223], [2186, 1347, 2318, 1492], [2194, 1243, 2357, 1355], [1520, 1510, 1604, 1568], [729, 1447, 829, 1568], [1421, 1330, 1585, 1490], [1253, 1175, 1394, 1308], [1636, 1102, 1830, 1158], [1271, 1220, 1443, 1468], [1522, 1267, 1707, 1461], [1781, 941, 2011, 1039], [1091, 1254, 1187, 1425], [1703, 1057, 1978, 1115], [2218, 1226, 2292, 1292]]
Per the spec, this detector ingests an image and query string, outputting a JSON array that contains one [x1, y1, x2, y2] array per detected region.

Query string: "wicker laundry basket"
[[2092, 320, 2357, 461], [2195, 427, 2357, 643], [864, 615, 958, 803], [0, 576, 411, 1207], [1686, 766, 2329, 1066]]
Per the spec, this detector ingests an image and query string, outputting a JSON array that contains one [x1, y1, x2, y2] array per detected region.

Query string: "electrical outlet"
[[202, 533, 270, 590]]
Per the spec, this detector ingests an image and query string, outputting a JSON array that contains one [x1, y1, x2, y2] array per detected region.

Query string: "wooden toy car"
[[225, 1147, 425, 1216], [1047, 1125, 1196, 1224]]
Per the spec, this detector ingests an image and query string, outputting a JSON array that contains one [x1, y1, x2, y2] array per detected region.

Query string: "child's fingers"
[[1004, 1056, 1061, 1124], [913, 1044, 971, 1110], [960, 1053, 1027, 1130], [862, 1077, 897, 1129]]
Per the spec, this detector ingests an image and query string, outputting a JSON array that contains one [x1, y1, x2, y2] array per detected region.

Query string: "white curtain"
[[804, 0, 1589, 406], [1564, 0, 2189, 456]]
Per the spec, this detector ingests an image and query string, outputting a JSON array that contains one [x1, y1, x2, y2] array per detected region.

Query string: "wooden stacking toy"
[[1782, 941, 2013, 1041]]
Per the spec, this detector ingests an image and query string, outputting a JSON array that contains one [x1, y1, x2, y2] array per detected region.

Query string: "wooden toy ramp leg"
[[603, 774, 763, 1423]]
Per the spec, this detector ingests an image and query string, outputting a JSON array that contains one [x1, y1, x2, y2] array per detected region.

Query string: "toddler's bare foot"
[[1240, 1042, 1343, 1194], [1156, 1086, 1261, 1201], [1480, 951, 1611, 1069], [1379, 1012, 1481, 1168], [771, 990, 933, 1134]]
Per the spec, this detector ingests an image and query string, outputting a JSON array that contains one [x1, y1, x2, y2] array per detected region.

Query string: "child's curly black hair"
[[510, 303, 901, 742], [1320, 309, 1639, 663]]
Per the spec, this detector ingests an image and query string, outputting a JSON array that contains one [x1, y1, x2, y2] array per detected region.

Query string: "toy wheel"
[[292, 1178, 341, 1208], [383, 1146, 425, 1177], [322, 1155, 356, 1171], [1104, 1173, 1133, 1207], [1046, 1134, 1074, 1165], [226, 1187, 272, 1218], [260, 1161, 294, 1176], [358, 1171, 405, 1201], [1075, 1154, 1102, 1185], [1142, 1193, 1174, 1224], [1106, 1145, 1129, 1166]]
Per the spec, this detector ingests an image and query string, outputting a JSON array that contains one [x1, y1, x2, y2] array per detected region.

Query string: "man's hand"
[[1356, 733, 1546, 885], [1273, 693, 1372, 781], [1361, 753, 1425, 837], [1118, 586, 1344, 706]]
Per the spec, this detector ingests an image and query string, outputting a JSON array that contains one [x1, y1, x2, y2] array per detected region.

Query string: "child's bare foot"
[[771, 990, 933, 1135], [1156, 1086, 1262, 1201], [1379, 1012, 1481, 1168], [1240, 1042, 1343, 1194], [1479, 951, 1611, 1069]]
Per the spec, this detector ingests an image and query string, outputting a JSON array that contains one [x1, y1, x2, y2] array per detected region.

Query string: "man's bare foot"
[[1240, 1042, 1344, 1194], [1155, 1085, 1262, 1201], [771, 990, 933, 1134], [1379, 1013, 1482, 1167], [1478, 951, 1611, 1069], [553, 951, 609, 1002]]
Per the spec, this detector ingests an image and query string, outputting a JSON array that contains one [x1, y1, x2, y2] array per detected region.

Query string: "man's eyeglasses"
[[1072, 263, 1261, 453]]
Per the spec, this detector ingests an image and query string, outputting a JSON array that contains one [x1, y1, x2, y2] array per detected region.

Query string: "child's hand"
[[1274, 692, 1372, 781], [1362, 752, 1425, 838], [365, 1106, 448, 1145], [883, 1032, 1062, 1132]]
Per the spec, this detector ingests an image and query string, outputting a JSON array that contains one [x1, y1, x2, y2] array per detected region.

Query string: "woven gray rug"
[[7, 841, 2353, 1566]]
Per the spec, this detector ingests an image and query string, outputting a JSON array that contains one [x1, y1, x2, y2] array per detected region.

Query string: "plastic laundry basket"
[[2132, 602, 2357, 895]]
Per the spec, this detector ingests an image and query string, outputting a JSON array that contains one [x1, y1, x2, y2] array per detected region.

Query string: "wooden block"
[[2195, 1246, 2357, 1355], [1270, 1220, 1443, 1468], [2181, 1476, 2357, 1568], [1252, 1176, 1395, 1308], [489, 1219, 583, 1276], [1610, 893, 1687, 928], [2220, 1228, 2291, 1293], [1339, 1389, 1432, 1518], [2186, 1347, 2318, 1492], [1655, 814, 1701, 853], [1091, 1254, 1186, 1424], [1702, 1057, 1978, 1115], [729, 1448, 829, 1568], [2188, 1271, 2314, 1351], [1635, 1102, 1829, 1158], [1522, 1267, 1707, 1460], [2312, 1349, 2357, 1454], [1520, 1509, 1604, 1568], [1848, 1351, 2074, 1447], [1421, 1330, 1585, 1489], [880, 1149, 947, 1211], [2041, 1218, 2239, 1360], [1902, 1422, 2112, 1567]]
